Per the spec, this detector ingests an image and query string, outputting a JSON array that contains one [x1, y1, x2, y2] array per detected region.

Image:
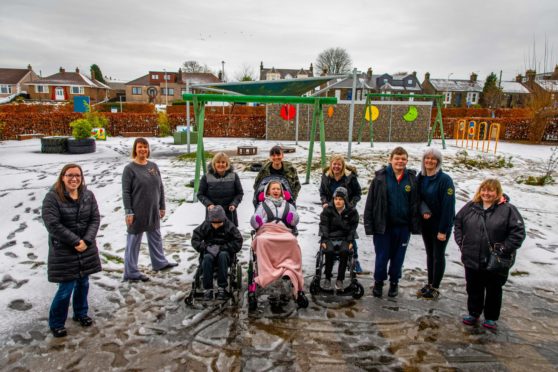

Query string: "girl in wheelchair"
[[311, 187, 364, 298], [190, 205, 243, 301], [249, 180, 308, 310]]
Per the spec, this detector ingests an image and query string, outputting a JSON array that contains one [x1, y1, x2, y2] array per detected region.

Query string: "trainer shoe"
[[203, 289, 213, 301], [482, 319, 497, 330], [388, 282, 398, 298], [462, 315, 479, 326], [216, 287, 229, 300], [354, 260, 363, 274], [322, 279, 332, 290], [72, 315, 93, 327], [416, 284, 430, 298], [372, 281, 384, 297], [422, 287, 440, 300], [335, 280, 343, 290]]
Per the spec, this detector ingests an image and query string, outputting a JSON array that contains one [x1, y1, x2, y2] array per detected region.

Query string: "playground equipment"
[[357, 93, 446, 149], [181, 93, 337, 201], [455, 119, 501, 154]]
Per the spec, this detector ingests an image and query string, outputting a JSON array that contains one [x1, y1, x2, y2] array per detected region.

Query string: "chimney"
[[27, 64, 32, 70], [367, 67, 372, 79], [470, 72, 477, 82], [526, 69, 536, 82], [177, 68, 183, 83], [260, 61, 264, 71], [425, 72, 430, 81], [412, 71, 417, 77], [309, 63, 313, 73], [551, 65, 558, 80], [90, 68, 96, 80], [321, 67, 328, 76], [59, 67, 65, 73], [515, 74, 523, 83], [75, 67, 80, 73], [218, 71, 222, 80]]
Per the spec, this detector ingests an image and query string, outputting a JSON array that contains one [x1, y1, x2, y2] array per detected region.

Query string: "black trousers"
[[202, 251, 230, 290], [421, 221, 450, 288], [464, 267, 508, 320], [324, 241, 351, 281]]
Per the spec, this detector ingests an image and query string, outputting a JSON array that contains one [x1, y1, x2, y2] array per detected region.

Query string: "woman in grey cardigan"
[[122, 138, 177, 282]]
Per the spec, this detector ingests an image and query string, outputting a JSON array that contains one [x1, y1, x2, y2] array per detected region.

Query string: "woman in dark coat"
[[454, 179, 525, 330], [319, 154, 363, 272], [417, 148, 455, 299], [197, 152, 244, 226], [42, 163, 101, 338], [122, 138, 177, 282]]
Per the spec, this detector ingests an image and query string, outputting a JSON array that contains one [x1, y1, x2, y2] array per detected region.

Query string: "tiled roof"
[[497, 81, 531, 94], [126, 74, 150, 86], [429, 79, 483, 92], [181, 72, 221, 84], [27, 71, 109, 89], [0, 68, 32, 84], [536, 79, 558, 92]]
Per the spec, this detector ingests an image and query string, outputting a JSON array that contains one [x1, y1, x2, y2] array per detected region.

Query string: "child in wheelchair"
[[249, 180, 308, 309], [312, 187, 364, 298], [191, 205, 243, 301]]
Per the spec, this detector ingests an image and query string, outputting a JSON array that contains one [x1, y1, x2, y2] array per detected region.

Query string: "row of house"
[[1, 62, 558, 108]]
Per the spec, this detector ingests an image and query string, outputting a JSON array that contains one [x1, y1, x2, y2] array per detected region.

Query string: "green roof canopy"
[[191, 76, 342, 96]]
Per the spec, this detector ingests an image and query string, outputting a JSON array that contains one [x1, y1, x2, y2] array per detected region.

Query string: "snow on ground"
[[0, 137, 557, 369]]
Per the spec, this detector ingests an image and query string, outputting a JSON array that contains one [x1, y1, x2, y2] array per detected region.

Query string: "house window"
[[167, 88, 174, 96], [151, 74, 158, 80], [70, 86, 84, 95], [383, 78, 388, 83], [443, 92, 452, 104], [132, 87, 142, 95], [0, 85, 12, 94], [161, 88, 174, 96], [266, 73, 280, 80], [408, 79, 413, 85], [36, 85, 48, 94], [164, 74, 170, 81], [467, 92, 479, 104]]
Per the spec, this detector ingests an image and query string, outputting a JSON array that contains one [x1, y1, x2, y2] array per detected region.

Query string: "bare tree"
[[234, 64, 257, 81], [315, 47, 352, 75], [182, 60, 212, 73]]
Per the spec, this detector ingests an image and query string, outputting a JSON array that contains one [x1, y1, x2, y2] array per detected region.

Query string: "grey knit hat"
[[333, 187, 348, 198], [208, 205, 226, 222]]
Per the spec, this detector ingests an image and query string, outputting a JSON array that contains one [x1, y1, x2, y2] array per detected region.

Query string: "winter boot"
[[416, 284, 431, 298], [388, 282, 398, 298], [372, 281, 384, 298], [422, 287, 440, 300], [203, 289, 213, 301]]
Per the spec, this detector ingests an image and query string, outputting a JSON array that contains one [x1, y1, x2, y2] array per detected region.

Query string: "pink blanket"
[[252, 223, 304, 295]]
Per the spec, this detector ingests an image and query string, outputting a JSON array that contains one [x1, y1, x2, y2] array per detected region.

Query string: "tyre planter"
[[41, 136, 69, 154], [68, 138, 96, 154]]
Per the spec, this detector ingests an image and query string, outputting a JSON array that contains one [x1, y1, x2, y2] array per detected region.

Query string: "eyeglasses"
[[64, 174, 82, 179]]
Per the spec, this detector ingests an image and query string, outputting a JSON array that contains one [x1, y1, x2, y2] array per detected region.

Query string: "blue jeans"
[[373, 226, 410, 283], [49, 276, 89, 329]]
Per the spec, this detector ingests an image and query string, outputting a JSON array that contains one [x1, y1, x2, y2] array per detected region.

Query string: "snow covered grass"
[[0, 136, 557, 338]]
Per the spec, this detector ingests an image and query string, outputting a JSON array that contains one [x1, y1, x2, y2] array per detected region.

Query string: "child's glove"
[[286, 212, 294, 225], [255, 215, 263, 227], [258, 192, 265, 202], [283, 190, 291, 201]]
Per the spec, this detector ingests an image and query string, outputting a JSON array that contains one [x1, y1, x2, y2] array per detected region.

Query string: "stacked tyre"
[[41, 136, 69, 154], [67, 138, 96, 154]]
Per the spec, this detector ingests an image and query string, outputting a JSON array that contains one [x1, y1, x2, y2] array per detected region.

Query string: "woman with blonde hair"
[[319, 154, 362, 272], [454, 179, 525, 330], [198, 152, 244, 226]]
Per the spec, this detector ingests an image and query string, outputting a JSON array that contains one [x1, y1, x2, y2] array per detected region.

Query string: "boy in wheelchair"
[[319, 187, 359, 290], [191, 205, 243, 300]]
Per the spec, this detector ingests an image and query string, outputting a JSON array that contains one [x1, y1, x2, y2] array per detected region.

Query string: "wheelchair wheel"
[[352, 282, 365, 299], [184, 293, 194, 306], [248, 293, 258, 312], [236, 263, 242, 290], [296, 291, 309, 308], [309, 278, 320, 295]]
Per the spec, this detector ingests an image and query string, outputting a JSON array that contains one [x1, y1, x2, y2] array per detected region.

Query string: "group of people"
[[41, 139, 525, 338]]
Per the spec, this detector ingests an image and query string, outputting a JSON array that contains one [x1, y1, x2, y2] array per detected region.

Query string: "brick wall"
[[266, 103, 432, 142]]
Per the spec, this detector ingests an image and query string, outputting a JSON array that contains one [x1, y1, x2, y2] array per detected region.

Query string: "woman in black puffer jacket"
[[454, 179, 525, 330], [197, 152, 244, 226], [42, 163, 101, 338]]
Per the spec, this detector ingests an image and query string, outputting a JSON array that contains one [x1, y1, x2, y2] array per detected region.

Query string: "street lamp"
[[221, 61, 225, 82], [445, 72, 453, 108], [163, 68, 168, 106]]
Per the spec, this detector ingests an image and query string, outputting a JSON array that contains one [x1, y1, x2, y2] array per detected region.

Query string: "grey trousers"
[[124, 228, 169, 279]]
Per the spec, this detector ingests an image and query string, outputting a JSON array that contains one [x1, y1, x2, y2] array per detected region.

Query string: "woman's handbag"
[[481, 219, 515, 272], [486, 244, 514, 271]]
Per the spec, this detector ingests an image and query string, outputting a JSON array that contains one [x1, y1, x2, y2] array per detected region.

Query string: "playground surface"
[[0, 137, 557, 370]]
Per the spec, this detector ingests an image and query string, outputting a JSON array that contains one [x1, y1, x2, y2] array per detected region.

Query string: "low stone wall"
[[266, 102, 432, 142]]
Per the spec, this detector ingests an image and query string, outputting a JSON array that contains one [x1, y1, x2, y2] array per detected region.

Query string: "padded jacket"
[[191, 219, 243, 255], [319, 206, 359, 243], [42, 187, 102, 283], [454, 196, 525, 271], [319, 164, 362, 208]]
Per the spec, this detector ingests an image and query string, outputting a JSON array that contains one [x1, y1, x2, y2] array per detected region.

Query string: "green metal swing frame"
[[356, 93, 446, 149], [181, 93, 337, 201]]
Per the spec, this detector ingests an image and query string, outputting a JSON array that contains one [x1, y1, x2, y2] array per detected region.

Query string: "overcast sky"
[[1, 0, 557, 83]]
